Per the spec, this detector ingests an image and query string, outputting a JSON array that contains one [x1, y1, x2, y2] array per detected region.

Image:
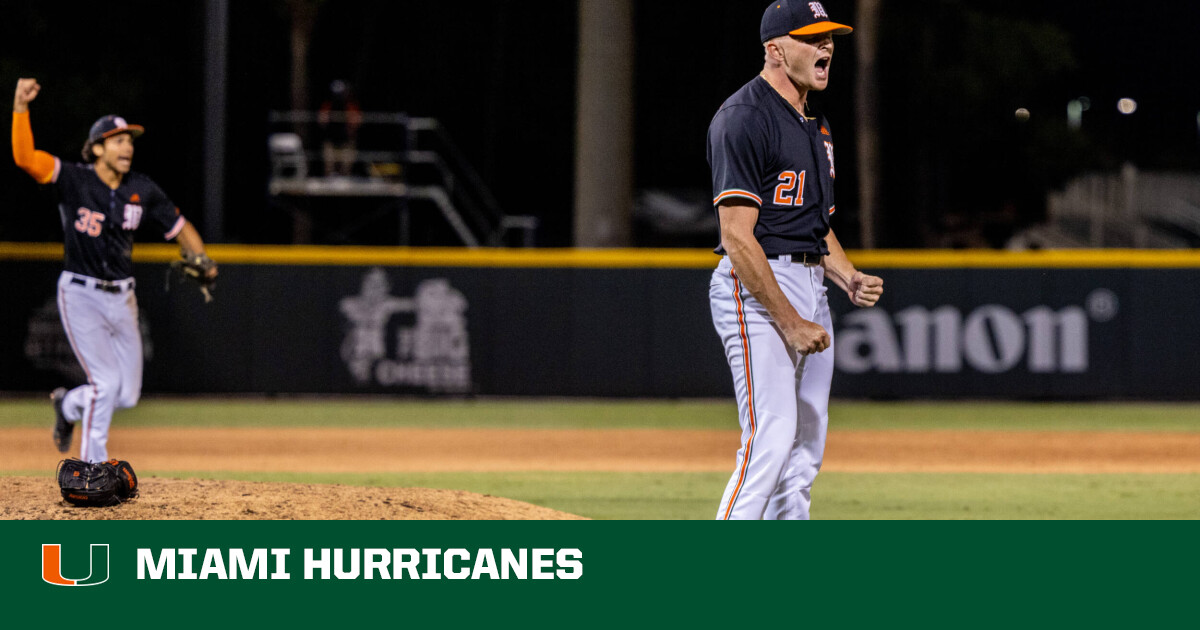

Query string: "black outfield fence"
[[2, 245, 1197, 399]]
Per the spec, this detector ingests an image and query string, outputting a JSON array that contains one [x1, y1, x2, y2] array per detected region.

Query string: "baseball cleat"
[[51, 387, 73, 453]]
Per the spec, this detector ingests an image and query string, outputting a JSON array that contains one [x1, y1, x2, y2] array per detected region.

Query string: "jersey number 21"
[[773, 170, 806, 206]]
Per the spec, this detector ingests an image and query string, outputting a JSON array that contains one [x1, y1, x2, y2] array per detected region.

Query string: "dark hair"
[[81, 139, 98, 162]]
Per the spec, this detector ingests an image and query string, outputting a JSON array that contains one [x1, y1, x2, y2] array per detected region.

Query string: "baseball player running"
[[12, 78, 218, 463], [707, 1, 883, 520]]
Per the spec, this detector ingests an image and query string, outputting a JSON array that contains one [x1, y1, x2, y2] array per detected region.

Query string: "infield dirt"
[[3, 476, 583, 520], [2, 427, 1197, 519]]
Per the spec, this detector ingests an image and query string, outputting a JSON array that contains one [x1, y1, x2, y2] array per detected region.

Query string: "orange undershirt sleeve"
[[12, 111, 58, 184]]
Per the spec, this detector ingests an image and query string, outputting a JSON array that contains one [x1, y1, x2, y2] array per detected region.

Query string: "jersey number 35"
[[74, 208, 105, 237]]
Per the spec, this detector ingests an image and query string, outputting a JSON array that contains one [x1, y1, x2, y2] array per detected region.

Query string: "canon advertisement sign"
[[2, 259, 1192, 399], [834, 289, 1120, 376]]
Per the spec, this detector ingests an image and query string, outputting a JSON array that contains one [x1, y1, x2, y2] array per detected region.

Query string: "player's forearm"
[[823, 228, 884, 307], [175, 220, 207, 255], [11, 111, 56, 183], [11, 111, 33, 166], [820, 228, 858, 292], [723, 230, 807, 327]]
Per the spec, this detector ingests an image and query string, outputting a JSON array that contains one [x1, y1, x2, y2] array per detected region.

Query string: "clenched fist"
[[14, 78, 40, 113], [846, 271, 883, 308], [782, 318, 830, 356]]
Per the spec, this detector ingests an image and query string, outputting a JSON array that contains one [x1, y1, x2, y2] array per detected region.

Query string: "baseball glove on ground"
[[105, 459, 139, 501], [57, 458, 139, 507], [168, 251, 217, 302]]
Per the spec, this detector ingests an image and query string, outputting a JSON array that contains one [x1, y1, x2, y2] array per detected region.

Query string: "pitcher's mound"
[[2, 476, 586, 520]]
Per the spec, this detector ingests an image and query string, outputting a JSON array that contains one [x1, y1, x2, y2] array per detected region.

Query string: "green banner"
[[2, 521, 1195, 627]]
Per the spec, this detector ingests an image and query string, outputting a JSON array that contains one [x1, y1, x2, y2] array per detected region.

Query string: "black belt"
[[70, 276, 135, 294], [771, 252, 824, 265]]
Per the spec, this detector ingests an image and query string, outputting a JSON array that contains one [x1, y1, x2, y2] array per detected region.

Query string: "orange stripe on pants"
[[723, 269, 757, 520]]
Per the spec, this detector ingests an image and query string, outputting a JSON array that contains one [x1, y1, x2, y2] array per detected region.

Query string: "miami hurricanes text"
[[136, 547, 583, 580]]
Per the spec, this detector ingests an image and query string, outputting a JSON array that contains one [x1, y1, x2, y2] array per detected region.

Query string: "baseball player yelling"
[[12, 78, 218, 463], [707, 1, 883, 520]]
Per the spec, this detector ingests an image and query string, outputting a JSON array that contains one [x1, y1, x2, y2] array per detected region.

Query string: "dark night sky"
[[2, 0, 1198, 248]]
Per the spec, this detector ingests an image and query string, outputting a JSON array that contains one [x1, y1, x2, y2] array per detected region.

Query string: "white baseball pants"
[[710, 255, 834, 520], [56, 272, 143, 463]]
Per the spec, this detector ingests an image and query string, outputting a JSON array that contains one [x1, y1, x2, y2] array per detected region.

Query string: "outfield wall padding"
[[2, 254, 1196, 399]]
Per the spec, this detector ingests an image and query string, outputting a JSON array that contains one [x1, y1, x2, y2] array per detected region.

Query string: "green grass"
[[4, 398, 1197, 519], [815, 473, 1200, 520], [0, 397, 739, 429], [7, 468, 1193, 520], [829, 402, 1200, 432], [229, 470, 1197, 520], [1, 397, 1198, 431]]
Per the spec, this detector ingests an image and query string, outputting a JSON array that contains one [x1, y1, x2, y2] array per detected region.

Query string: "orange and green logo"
[[42, 544, 110, 586]]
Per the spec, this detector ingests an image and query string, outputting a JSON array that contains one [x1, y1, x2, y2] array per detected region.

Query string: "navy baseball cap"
[[87, 115, 144, 144], [761, 0, 853, 42]]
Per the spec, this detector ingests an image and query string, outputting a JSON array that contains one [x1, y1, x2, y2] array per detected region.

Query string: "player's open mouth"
[[815, 57, 831, 78]]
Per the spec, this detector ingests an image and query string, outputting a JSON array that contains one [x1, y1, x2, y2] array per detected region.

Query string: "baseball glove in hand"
[[56, 458, 139, 507], [168, 251, 217, 302]]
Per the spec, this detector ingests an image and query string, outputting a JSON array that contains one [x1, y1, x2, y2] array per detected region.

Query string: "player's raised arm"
[[12, 78, 58, 184], [822, 228, 883, 308]]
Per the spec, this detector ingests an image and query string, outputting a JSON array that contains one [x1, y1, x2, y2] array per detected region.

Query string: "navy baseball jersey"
[[708, 75, 838, 256], [50, 160, 185, 280]]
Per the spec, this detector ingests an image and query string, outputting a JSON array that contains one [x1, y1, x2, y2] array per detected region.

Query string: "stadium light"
[[1067, 99, 1083, 129]]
